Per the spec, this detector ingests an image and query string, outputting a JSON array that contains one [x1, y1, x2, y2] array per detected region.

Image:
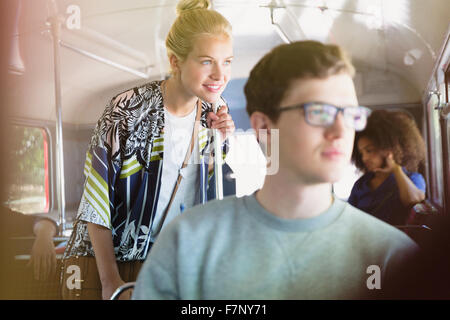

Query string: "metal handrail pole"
[[48, 1, 66, 234], [213, 102, 223, 200]]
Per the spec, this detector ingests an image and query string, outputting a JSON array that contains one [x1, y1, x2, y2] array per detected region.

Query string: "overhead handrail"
[[261, 1, 291, 44], [59, 40, 150, 79], [69, 26, 151, 66], [42, 29, 151, 79]]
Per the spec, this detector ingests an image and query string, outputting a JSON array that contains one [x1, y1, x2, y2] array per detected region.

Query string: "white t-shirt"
[[151, 106, 200, 239]]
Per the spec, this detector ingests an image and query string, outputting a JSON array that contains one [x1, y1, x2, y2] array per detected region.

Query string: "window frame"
[[442, 63, 450, 214], [424, 92, 445, 212], [7, 118, 54, 215]]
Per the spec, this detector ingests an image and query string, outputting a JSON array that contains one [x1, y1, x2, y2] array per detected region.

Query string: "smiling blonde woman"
[[61, 0, 235, 300]]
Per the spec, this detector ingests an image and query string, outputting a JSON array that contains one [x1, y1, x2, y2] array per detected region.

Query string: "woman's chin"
[[198, 89, 226, 104]]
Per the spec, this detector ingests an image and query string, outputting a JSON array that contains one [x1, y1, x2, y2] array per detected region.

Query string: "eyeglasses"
[[279, 102, 372, 132]]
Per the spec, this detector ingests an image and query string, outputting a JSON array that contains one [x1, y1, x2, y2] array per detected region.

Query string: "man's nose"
[[324, 111, 346, 139]]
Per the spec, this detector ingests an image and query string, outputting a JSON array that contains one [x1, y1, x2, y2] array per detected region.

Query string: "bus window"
[[426, 93, 444, 208], [4, 125, 50, 214]]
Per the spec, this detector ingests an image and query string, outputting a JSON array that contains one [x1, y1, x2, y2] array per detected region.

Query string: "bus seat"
[[406, 200, 439, 226], [5, 254, 63, 299], [395, 224, 432, 248]]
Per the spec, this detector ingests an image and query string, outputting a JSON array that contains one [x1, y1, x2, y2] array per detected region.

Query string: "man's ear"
[[250, 111, 274, 142]]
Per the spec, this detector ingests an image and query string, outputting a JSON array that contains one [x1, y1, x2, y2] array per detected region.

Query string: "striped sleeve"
[[77, 146, 117, 229], [76, 93, 126, 229]]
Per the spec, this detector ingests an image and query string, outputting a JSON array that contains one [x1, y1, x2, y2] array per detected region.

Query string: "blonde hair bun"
[[166, 0, 231, 70], [176, 0, 211, 15]]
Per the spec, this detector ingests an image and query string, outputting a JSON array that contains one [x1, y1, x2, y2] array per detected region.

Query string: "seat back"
[[406, 200, 439, 226], [395, 224, 432, 248]]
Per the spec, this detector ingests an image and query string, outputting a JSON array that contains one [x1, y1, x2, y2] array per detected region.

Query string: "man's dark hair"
[[244, 40, 355, 122]]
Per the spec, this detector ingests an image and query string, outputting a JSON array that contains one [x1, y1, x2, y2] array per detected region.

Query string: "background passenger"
[[61, 0, 235, 300], [133, 41, 417, 300], [0, 207, 58, 298], [348, 110, 426, 225], [29, 218, 58, 281]]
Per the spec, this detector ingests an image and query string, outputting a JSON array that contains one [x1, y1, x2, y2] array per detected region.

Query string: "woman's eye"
[[224, 60, 232, 66], [201, 60, 212, 65]]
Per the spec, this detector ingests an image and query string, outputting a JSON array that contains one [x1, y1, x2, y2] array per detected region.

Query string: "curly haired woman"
[[348, 110, 426, 225]]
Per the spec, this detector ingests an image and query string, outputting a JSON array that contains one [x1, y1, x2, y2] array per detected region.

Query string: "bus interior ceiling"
[[4, 2, 450, 228]]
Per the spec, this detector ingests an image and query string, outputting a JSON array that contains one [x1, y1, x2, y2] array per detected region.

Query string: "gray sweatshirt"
[[133, 194, 418, 299]]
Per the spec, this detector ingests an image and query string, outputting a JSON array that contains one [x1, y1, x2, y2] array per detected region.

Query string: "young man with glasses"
[[133, 41, 418, 299]]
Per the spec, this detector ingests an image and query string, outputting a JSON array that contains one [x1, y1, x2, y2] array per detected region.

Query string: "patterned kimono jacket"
[[63, 80, 227, 261]]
